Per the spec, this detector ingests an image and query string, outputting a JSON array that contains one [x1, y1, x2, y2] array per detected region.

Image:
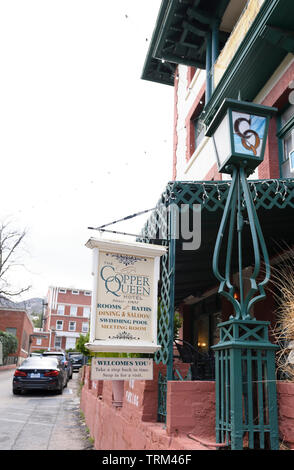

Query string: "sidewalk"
[[0, 364, 16, 371]]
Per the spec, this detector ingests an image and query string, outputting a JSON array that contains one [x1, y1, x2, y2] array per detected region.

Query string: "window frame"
[[57, 304, 65, 315], [70, 305, 78, 316], [277, 106, 294, 176], [82, 322, 89, 333], [69, 321, 76, 332], [56, 320, 63, 331]]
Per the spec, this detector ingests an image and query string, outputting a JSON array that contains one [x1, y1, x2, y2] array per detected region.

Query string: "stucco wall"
[[80, 364, 209, 450], [80, 365, 294, 450]]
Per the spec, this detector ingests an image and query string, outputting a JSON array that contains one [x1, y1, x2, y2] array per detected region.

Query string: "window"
[[193, 114, 206, 150], [56, 320, 63, 330], [82, 322, 89, 333], [186, 89, 206, 161], [36, 338, 42, 346], [59, 288, 66, 293], [290, 149, 294, 172], [70, 305, 77, 316], [69, 321, 76, 332], [72, 290, 79, 295], [57, 304, 65, 315], [84, 291, 91, 296], [83, 306, 90, 318], [278, 104, 294, 177], [6, 327, 17, 336], [55, 337, 62, 348]]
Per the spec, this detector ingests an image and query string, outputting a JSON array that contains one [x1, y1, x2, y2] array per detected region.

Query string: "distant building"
[[0, 308, 34, 365], [43, 286, 92, 351]]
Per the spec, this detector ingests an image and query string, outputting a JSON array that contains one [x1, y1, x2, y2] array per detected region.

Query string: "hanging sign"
[[85, 238, 166, 353], [91, 357, 153, 381]]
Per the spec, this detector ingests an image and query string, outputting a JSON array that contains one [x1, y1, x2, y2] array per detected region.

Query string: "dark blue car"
[[13, 356, 67, 395]]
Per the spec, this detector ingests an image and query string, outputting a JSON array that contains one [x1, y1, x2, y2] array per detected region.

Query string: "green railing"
[[140, 178, 294, 444], [157, 371, 167, 423], [212, 319, 279, 450]]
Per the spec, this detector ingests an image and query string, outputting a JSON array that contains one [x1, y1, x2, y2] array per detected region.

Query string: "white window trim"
[[72, 290, 79, 295], [290, 149, 294, 172], [57, 304, 65, 315], [59, 288, 66, 293], [56, 320, 63, 331], [83, 306, 90, 317], [70, 305, 78, 316], [82, 322, 89, 332], [84, 291, 91, 296], [69, 321, 76, 332], [55, 337, 62, 348]]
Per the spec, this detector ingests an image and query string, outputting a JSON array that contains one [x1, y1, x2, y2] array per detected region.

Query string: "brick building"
[[0, 308, 34, 365], [43, 286, 91, 351]]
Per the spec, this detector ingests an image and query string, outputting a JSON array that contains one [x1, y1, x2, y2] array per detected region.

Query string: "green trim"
[[277, 113, 294, 138], [141, 0, 230, 86], [277, 114, 284, 176], [203, 0, 287, 126]]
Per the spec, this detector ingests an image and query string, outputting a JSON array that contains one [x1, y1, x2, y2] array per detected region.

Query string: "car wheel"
[[13, 389, 21, 395]]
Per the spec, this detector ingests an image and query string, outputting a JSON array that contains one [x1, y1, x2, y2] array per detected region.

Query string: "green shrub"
[[0, 330, 18, 360]]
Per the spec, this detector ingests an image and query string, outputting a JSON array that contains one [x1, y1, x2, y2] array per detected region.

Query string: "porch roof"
[[141, 0, 231, 86], [140, 178, 294, 306]]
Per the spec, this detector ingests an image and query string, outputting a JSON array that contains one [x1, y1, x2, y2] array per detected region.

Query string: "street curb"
[[0, 365, 16, 372]]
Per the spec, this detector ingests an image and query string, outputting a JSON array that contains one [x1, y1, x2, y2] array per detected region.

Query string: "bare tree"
[[0, 220, 31, 298]]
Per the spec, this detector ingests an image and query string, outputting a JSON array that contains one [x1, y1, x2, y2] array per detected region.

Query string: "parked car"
[[68, 352, 85, 372], [13, 356, 67, 395], [42, 351, 73, 380]]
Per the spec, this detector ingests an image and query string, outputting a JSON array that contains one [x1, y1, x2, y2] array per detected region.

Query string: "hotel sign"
[[91, 357, 153, 381], [85, 238, 166, 353]]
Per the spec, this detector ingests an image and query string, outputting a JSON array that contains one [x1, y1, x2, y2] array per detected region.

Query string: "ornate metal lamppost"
[[205, 98, 279, 450]]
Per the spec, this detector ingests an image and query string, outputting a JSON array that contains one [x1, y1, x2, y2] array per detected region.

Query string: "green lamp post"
[[205, 98, 280, 450]]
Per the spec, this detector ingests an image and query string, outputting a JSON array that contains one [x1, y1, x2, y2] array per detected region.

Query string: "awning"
[[141, 0, 231, 86], [142, 0, 294, 126], [141, 178, 294, 306]]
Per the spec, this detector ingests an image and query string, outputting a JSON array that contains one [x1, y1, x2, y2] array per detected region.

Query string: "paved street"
[[0, 369, 93, 450]]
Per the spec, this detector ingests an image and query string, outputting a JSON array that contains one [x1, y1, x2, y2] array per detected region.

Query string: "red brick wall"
[[0, 309, 33, 361], [258, 61, 294, 179], [44, 287, 91, 348], [30, 333, 50, 351], [56, 289, 91, 307]]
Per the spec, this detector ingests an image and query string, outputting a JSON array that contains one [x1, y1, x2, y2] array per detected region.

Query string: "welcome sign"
[[85, 238, 166, 353]]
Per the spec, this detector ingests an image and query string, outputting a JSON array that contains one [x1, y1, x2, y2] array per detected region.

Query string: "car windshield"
[[20, 357, 60, 369]]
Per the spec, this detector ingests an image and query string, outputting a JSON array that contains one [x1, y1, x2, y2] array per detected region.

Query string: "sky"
[[0, 0, 174, 300]]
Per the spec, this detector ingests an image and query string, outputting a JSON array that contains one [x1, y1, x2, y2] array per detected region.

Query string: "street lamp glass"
[[206, 98, 277, 174]]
